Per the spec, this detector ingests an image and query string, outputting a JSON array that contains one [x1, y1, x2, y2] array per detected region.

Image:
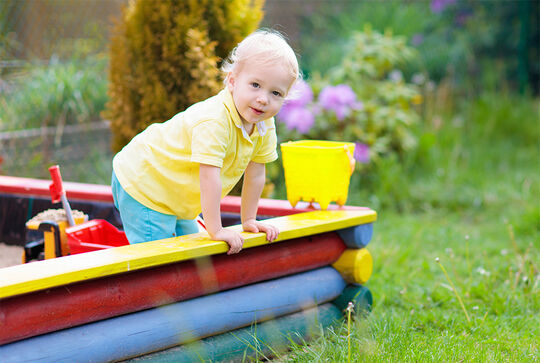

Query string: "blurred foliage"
[[460, 92, 540, 148], [1, 0, 113, 132], [298, 1, 431, 78], [0, 0, 21, 61], [0, 0, 114, 60], [0, 53, 108, 132], [298, 0, 539, 95], [103, 0, 264, 152]]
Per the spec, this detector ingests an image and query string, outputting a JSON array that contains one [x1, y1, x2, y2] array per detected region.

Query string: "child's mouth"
[[251, 107, 263, 115]]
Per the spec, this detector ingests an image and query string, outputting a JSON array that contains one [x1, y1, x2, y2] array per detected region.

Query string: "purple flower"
[[284, 79, 313, 108], [430, 0, 456, 14], [277, 103, 295, 124], [277, 80, 316, 134], [318, 84, 363, 121], [279, 107, 315, 134], [354, 142, 370, 164]]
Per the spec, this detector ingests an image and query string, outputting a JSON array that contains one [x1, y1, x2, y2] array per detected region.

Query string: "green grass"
[[348, 212, 538, 361], [270, 92, 539, 361]]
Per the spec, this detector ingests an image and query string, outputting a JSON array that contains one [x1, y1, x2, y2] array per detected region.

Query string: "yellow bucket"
[[280, 140, 355, 210]]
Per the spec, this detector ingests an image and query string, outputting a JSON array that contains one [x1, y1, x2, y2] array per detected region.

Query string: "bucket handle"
[[344, 146, 356, 175]]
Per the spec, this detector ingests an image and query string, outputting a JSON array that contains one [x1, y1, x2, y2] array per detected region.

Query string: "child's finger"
[[271, 227, 279, 241], [264, 228, 274, 241], [262, 224, 278, 242], [227, 234, 244, 255], [248, 225, 260, 233]]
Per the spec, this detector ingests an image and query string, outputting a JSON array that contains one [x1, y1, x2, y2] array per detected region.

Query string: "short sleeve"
[[191, 120, 229, 167], [252, 126, 278, 164]]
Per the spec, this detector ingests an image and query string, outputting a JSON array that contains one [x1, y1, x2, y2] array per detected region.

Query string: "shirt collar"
[[221, 88, 268, 139]]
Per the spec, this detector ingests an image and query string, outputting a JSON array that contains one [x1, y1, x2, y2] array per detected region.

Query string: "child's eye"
[[272, 91, 283, 97], [251, 82, 260, 88]]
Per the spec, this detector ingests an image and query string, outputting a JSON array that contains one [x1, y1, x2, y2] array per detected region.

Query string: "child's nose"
[[257, 94, 268, 105]]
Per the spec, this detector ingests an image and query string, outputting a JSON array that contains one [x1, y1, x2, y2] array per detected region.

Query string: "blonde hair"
[[222, 29, 300, 82]]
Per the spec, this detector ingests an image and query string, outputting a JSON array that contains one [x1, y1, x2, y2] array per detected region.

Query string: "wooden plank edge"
[[0, 209, 377, 299]]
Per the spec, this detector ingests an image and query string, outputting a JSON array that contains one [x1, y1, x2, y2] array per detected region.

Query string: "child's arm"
[[200, 163, 244, 254], [241, 161, 279, 242]]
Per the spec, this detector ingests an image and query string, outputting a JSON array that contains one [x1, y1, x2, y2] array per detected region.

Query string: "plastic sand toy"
[[280, 140, 356, 210]]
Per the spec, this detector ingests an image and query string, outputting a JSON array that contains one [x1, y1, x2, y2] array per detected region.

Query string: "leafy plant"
[[0, 55, 108, 132]]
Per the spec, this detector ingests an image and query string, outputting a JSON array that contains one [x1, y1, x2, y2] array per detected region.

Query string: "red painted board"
[[0, 232, 345, 345], [220, 195, 368, 216], [0, 175, 113, 203], [0, 175, 368, 215]]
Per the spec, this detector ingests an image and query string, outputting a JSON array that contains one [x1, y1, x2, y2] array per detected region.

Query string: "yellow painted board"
[[0, 209, 376, 299]]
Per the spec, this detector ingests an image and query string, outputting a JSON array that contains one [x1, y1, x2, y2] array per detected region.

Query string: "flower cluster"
[[318, 84, 363, 121], [430, 0, 456, 14], [277, 80, 315, 134], [278, 80, 370, 163]]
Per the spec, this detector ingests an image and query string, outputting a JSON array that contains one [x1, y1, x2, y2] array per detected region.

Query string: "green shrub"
[[329, 28, 421, 155], [103, 0, 264, 152]]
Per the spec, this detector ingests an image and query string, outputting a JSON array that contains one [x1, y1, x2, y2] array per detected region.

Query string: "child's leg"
[[175, 218, 199, 236], [111, 172, 177, 244]]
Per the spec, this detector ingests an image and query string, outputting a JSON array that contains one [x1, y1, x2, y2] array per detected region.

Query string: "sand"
[[0, 209, 87, 269], [0, 243, 23, 268]]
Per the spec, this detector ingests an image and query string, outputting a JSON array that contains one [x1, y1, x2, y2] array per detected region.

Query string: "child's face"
[[227, 60, 295, 131]]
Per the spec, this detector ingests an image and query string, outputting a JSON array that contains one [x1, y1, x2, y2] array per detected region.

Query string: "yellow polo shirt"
[[112, 89, 278, 219]]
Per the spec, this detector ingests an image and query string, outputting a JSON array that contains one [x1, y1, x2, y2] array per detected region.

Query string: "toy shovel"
[[48, 165, 76, 226]]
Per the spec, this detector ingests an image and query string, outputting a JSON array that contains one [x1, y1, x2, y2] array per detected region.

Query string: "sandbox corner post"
[[337, 222, 373, 249]]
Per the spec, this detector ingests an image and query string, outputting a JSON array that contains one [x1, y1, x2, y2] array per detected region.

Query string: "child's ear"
[[226, 73, 235, 92]]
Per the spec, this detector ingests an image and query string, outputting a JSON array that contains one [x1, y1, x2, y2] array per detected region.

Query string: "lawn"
[[278, 92, 539, 361]]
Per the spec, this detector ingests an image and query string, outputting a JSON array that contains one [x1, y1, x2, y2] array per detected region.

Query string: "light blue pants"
[[111, 172, 198, 244]]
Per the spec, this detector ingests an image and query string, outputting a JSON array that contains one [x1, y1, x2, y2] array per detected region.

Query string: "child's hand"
[[242, 219, 279, 242], [212, 228, 244, 255]]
